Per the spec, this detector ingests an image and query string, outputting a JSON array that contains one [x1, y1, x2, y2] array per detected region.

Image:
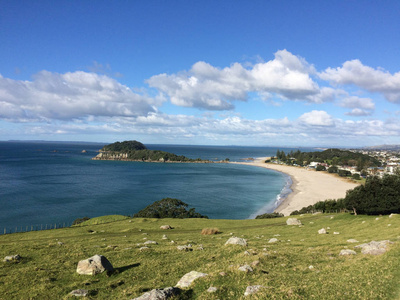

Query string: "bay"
[[0, 141, 311, 231]]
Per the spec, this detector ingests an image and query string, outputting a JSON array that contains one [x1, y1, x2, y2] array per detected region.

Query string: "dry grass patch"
[[201, 228, 220, 235]]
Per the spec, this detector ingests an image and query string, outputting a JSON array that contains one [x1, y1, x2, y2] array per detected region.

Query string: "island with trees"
[[92, 140, 214, 163]]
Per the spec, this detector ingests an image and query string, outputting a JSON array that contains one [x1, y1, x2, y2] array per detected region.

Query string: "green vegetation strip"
[[0, 214, 399, 299]]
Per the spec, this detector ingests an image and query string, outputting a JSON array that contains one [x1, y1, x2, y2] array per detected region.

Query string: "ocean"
[[0, 141, 311, 232]]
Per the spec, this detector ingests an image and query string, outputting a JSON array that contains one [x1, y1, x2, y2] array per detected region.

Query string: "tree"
[[316, 165, 326, 171], [344, 175, 400, 215], [328, 166, 338, 173], [133, 198, 208, 219]]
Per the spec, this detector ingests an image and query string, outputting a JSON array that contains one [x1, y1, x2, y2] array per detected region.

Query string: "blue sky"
[[1, 1, 400, 147]]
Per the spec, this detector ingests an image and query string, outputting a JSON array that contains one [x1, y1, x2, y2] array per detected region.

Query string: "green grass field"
[[0, 213, 399, 299]]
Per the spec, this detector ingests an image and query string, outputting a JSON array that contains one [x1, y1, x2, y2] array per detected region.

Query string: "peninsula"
[[92, 140, 214, 163]]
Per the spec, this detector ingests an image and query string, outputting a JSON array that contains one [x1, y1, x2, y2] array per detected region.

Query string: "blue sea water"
[[0, 141, 310, 231]]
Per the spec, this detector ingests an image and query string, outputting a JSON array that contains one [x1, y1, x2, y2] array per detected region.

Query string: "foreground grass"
[[0, 213, 399, 299]]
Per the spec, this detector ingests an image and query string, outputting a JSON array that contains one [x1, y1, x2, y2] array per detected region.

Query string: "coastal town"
[[269, 147, 400, 179]]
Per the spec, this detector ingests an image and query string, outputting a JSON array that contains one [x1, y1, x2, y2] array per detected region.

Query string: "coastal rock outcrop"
[[175, 271, 208, 288], [76, 254, 114, 275], [225, 237, 247, 246]]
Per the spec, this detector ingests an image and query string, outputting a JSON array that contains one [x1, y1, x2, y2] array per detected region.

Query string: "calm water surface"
[[0, 141, 310, 230]]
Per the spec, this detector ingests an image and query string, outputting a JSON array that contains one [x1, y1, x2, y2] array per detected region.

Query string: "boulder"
[[244, 285, 264, 296], [286, 218, 302, 226], [132, 287, 180, 300], [175, 271, 208, 288], [225, 237, 247, 246], [76, 255, 114, 275], [318, 228, 327, 234], [268, 238, 278, 243], [339, 249, 357, 256], [160, 225, 173, 230], [69, 289, 89, 297], [3, 254, 21, 262], [355, 240, 393, 255]]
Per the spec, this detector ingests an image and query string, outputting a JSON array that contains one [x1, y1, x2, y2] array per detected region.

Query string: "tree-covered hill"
[[275, 148, 381, 170], [94, 140, 205, 162]]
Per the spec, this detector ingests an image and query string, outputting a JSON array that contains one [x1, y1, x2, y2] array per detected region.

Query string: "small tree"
[[316, 165, 326, 171], [133, 198, 208, 219]]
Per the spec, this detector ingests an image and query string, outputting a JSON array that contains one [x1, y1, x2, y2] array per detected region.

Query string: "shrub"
[[255, 212, 284, 219], [133, 198, 208, 219], [201, 228, 220, 235], [316, 165, 326, 171], [72, 217, 90, 226]]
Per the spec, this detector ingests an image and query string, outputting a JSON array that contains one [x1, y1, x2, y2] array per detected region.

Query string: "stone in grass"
[[144, 240, 158, 245], [76, 255, 114, 275], [69, 289, 89, 297], [355, 240, 393, 255], [3, 254, 21, 262], [177, 245, 193, 251], [347, 239, 359, 243], [140, 247, 151, 252], [268, 238, 278, 243], [238, 264, 253, 272], [225, 237, 247, 246], [207, 286, 218, 293], [339, 249, 357, 256], [286, 218, 302, 226], [175, 271, 208, 288], [244, 285, 264, 296], [132, 287, 181, 300], [318, 228, 327, 234], [160, 225, 173, 230]]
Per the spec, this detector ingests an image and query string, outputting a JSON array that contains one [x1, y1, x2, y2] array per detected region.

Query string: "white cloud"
[[147, 49, 329, 110], [298, 110, 335, 126], [320, 59, 400, 103], [0, 71, 158, 122], [345, 108, 372, 116]]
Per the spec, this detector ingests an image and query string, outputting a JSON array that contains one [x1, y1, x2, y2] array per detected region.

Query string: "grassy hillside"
[[0, 214, 399, 299]]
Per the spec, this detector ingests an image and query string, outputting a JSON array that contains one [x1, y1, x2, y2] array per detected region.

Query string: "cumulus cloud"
[[339, 96, 375, 116], [0, 71, 158, 122], [298, 110, 335, 126], [320, 59, 400, 103], [147, 49, 327, 110]]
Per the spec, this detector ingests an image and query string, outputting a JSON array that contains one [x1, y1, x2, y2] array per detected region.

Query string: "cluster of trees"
[[274, 148, 381, 171], [255, 212, 284, 219], [290, 175, 400, 215], [133, 198, 208, 219], [101, 140, 147, 152], [100, 140, 203, 162]]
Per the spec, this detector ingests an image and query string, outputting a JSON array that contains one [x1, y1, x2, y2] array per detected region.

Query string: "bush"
[[255, 212, 284, 219], [201, 228, 220, 235], [344, 175, 400, 215], [338, 169, 352, 177], [133, 198, 208, 219], [328, 166, 338, 173], [72, 217, 90, 226], [352, 173, 361, 180], [316, 165, 326, 171]]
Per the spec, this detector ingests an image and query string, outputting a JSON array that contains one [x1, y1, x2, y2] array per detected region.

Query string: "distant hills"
[[363, 145, 400, 151]]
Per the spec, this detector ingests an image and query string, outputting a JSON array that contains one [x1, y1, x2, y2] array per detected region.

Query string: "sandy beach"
[[235, 158, 359, 216]]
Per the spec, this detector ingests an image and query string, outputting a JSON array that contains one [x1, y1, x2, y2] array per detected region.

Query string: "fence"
[[1, 222, 72, 235]]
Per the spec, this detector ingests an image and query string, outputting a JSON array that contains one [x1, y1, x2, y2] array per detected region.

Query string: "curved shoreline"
[[233, 157, 359, 216]]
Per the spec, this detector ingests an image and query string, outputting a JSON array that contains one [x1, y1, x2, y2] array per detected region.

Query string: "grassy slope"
[[0, 214, 399, 299]]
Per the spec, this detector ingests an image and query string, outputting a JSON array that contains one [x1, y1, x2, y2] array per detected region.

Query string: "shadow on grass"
[[113, 263, 140, 274]]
